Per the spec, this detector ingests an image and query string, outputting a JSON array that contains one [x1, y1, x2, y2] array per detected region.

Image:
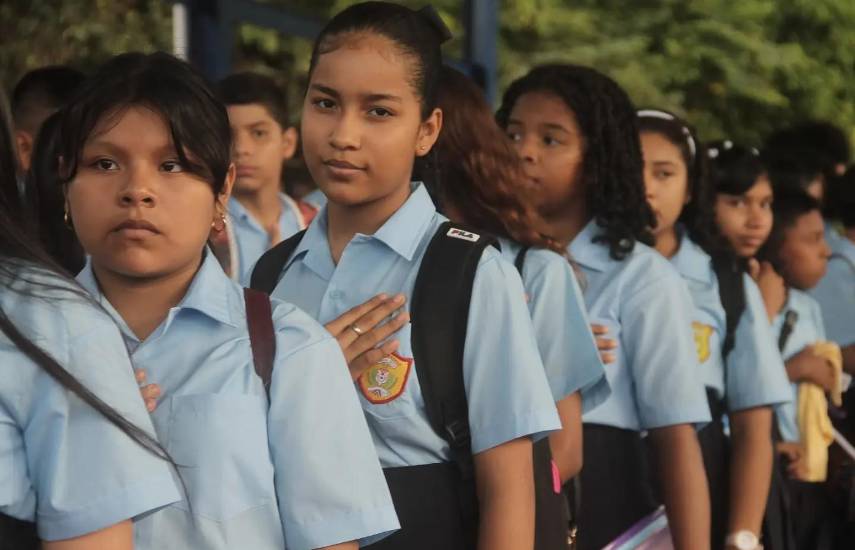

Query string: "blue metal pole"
[[464, 0, 499, 104]]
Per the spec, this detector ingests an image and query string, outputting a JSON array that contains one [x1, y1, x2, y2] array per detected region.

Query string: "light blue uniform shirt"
[[303, 188, 328, 210], [77, 253, 398, 550], [670, 234, 791, 411], [271, 184, 561, 468], [570, 221, 711, 430], [810, 230, 855, 347], [498, 238, 610, 412], [229, 194, 304, 282], [1, 264, 179, 541], [772, 289, 827, 442]]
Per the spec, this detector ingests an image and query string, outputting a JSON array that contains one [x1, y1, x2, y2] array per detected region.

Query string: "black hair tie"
[[417, 5, 453, 44]]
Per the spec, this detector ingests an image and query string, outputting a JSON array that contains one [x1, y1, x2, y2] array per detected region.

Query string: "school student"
[[757, 191, 838, 550], [254, 4, 561, 549], [0, 87, 180, 549], [496, 64, 711, 550], [57, 51, 398, 550], [639, 110, 792, 550], [11, 65, 85, 173], [435, 62, 610, 475], [708, 142, 785, 321], [810, 167, 855, 374], [432, 65, 611, 548], [214, 72, 318, 281]]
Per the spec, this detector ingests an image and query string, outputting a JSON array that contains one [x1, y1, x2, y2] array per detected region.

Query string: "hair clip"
[[417, 5, 453, 44], [637, 108, 696, 160]]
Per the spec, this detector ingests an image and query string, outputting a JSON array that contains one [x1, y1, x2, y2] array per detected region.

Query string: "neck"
[[845, 226, 855, 244], [234, 183, 283, 229], [654, 227, 681, 258], [93, 256, 203, 341], [326, 182, 412, 263], [541, 200, 589, 248]]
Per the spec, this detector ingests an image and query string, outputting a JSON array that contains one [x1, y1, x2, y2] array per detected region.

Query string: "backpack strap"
[[411, 221, 497, 481], [249, 230, 307, 295], [710, 254, 747, 361], [778, 310, 799, 353], [244, 287, 276, 399], [514, 245, 531, 274]]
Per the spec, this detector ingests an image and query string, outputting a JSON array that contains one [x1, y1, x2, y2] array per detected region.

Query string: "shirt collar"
[[670, 231, 714, 284], [290, 182, 437, 270], [228, 194, 291, 224], [76, 249, 239, 332], [568, 219, 613, 272]]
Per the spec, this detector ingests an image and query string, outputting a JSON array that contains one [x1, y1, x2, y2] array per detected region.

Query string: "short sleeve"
[[811, 260, 855, 346], [463, 251, 562, 454], [523, 250, 610, 411], [622, 263, 711, 429], [725, 275, 792, 411], [267, 308, 399, 550], [24, 303, 179, 541]]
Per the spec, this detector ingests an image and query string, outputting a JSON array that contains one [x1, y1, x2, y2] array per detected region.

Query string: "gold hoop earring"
[[63, 206, 72, 228]]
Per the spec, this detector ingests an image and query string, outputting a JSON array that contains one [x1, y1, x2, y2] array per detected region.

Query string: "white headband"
[[637, 109, 697, 160]]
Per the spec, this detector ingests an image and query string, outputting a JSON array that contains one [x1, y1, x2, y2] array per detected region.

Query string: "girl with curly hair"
[[497, 64, 711, 550], [430, 65, 611, 549]]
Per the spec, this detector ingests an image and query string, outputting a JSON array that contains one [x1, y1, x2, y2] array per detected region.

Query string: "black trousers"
[[576, 424, 658, 550]]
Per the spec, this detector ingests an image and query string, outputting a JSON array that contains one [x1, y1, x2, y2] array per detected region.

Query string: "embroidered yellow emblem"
[[692, 322, 714, 363], [358, 353, 413, 404]]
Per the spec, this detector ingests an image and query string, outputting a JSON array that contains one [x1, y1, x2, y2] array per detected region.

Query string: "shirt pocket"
[[357, 323, 419, 422], [166, 393, 274, 521]]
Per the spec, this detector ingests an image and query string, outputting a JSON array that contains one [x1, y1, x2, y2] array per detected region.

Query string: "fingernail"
[[394, 294, 405, 304], [399, 312, 410, 322], [378, 293, 388, 300]]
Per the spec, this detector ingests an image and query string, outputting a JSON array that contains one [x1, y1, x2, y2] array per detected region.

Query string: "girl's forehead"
[[510, 91, 577, 126], [311, 34, 417, 96], [86, 105, 175, 150]]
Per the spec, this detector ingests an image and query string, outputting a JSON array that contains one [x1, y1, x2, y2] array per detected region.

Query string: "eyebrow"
[[310, 84, 402, 103], [651, 160, 678, 166], [506, 118, 570, 134], [84, 140, 176, 157]]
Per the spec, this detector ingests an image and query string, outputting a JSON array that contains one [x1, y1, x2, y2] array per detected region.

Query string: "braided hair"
[[497, 64, 653, 260]]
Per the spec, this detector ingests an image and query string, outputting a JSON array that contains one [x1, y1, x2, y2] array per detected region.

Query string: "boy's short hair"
[[759, 190, 822, 265], [218, 72, 290, 129], [12, 65, 86, 133], [827, 166, 855, 228]]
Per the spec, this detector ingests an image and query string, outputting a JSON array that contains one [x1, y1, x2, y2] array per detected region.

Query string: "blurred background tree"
[[1, 0, 852, 147]]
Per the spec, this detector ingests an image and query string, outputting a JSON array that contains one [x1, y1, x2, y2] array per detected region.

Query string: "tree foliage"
[[1, 0, 852, 147]]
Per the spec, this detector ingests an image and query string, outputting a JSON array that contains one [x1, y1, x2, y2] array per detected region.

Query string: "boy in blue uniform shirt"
[[810, 167, 855, 375], [214, 72, 317, 282], [758, 190, 839, 550]]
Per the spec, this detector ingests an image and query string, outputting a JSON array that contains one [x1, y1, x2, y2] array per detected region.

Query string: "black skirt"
[[697, 389, 730, 550], [576, 424, 659, 550], [370, 462, 478, 550]]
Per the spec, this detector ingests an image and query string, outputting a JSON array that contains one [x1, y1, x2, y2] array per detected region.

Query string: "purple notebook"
[[602, 506, 673, 550]]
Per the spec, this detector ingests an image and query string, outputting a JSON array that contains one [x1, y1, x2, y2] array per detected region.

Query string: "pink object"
[[551, 460, 561, 494]]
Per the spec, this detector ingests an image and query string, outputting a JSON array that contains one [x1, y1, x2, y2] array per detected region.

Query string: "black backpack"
[[251, 222, 568, 550], [709, 254, 746, 362]]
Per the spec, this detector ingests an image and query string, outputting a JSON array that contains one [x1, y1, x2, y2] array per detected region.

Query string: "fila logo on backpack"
[[447, 227, 480, 242]]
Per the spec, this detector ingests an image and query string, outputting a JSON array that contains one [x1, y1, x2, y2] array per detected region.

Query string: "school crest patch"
[[358, 353, 413, 404], [692, 322, 714, 363]]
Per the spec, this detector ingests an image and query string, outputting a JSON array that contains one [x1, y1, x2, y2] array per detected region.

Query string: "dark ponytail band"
[[417, 5, 453, 44]]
